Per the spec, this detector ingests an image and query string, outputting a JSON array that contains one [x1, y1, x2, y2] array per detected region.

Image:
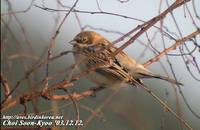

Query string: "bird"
[[69, 31, 182, 88]]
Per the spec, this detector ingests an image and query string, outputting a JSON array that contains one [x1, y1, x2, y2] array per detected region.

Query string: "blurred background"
[[1, 0, 200, 130]]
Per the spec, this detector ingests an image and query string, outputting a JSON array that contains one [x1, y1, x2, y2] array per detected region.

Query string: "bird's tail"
[[151, 75, 183, 85], [138, 72, 183, 85]]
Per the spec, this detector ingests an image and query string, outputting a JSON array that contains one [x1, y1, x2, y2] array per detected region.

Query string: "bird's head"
[[69, 31, 107, 47]]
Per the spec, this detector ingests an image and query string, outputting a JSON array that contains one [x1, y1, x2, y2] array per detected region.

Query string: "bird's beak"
[[69, 39, 76, 45]]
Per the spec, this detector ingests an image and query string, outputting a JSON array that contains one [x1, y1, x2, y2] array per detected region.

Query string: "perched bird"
[[70, 31, 182, 88]]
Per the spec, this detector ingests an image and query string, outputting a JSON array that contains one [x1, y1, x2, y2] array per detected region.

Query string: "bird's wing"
[[112, 47, 152, 79], [83, 41, 133, 82], [90, 40, 152, 79], [95, 64, 132, 82]]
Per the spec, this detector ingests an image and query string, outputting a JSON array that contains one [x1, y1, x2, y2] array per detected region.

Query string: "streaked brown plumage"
[[70, 31, 182, 87]]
